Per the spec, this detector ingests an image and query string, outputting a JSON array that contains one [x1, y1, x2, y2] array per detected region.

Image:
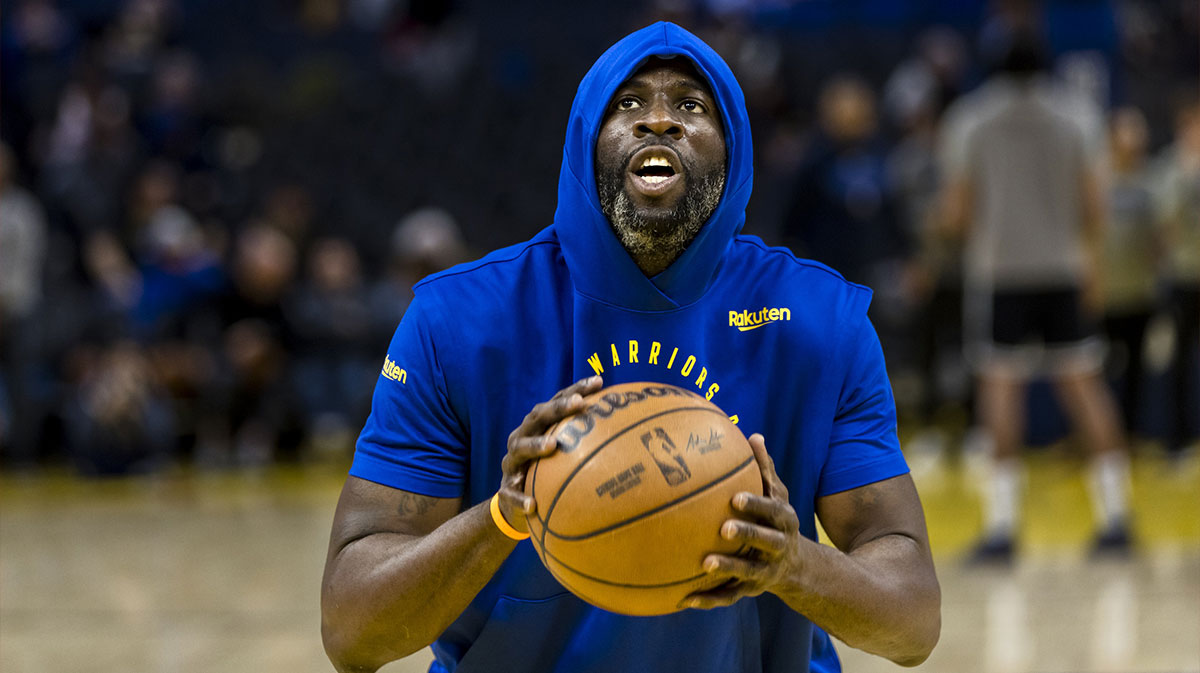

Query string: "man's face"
[[595, 58, 727, 273]]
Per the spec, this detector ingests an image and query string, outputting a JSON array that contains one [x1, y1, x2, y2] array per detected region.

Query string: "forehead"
[[616, 57, 714, 97]]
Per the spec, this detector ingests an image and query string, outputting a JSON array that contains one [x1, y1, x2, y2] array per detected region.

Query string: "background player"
[[939, 28, 1132, 562]]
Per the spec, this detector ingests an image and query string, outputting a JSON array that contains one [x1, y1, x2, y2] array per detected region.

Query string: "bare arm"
[[684, 435, 940, 666], [804, 472, 941, 664], [320, 376, 603, 673], [938, 176, 972, 242], [320, 479, 510, 672]]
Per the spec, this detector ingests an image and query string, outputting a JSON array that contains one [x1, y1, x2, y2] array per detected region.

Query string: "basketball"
[[524, 381, 763, 616]]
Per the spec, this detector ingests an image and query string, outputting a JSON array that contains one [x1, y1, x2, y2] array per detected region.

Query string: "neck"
[[628, 247, 683, 277]]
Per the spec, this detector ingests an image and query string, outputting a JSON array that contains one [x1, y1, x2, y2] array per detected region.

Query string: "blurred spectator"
[[1153, 98, 1200, 454], [369, 206, 467, 346], [82, 230, 141, 311], [140, 49, 206, 164], [102, 0, 178, 83], [287, 237, 373, 456], [1101, 107, 1160, 439], [260, 182, 316, 247], [379, 0, 475, 98], [883, 26, 968, 128], [125, 160, 180, 244], [939, 28, 1131, 562], [126, 204, 225, 458], [0, 143, 47, 329], [785, 74, 909, 291], [212, 224, 302, 467], [63, 339, 173, 475], [0, 0, 79, 159], [37, 65, 144, 235], [0, 142, 49, 465], [130, 205, 224, 334], [886, 46, 972, 451]]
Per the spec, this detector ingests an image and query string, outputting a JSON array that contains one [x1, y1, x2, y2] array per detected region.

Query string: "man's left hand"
[[680, 433, 805, 609]]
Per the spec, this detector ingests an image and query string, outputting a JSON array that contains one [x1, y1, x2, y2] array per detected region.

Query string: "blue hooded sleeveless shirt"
[[352, 22, 907, 673]]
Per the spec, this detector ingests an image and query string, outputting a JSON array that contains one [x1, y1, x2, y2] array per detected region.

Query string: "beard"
[[596, 144, 726, 275]]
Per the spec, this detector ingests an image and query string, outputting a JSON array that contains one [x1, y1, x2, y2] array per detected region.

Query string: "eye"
[[680, 100, 707, 114], [615, 97, 641, 111]]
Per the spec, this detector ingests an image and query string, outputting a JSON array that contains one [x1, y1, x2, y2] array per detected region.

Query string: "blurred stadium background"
[[1, 1, 1197, 672]]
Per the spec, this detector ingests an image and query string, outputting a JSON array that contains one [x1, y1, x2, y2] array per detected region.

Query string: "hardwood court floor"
[[2, 449, 1198, 673]]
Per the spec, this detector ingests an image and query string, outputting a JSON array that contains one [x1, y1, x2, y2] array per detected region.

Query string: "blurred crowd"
[[0, 0, 1197, 475]]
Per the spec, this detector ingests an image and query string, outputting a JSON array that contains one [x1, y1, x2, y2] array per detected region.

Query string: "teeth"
[[641, 156, 671, 169], [642, 175, 668, 184]]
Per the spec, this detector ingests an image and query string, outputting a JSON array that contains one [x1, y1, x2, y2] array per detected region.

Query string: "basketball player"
[[939, 28, 1133, 562], [321, 23, 940, 673]]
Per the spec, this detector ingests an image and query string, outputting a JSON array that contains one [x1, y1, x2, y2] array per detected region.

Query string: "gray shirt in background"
[[940, 76, 1099, 290]]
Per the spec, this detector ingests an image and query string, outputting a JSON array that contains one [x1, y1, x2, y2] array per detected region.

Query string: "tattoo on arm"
[[397, 492, 437, 518], [851, 483, 882, 511]]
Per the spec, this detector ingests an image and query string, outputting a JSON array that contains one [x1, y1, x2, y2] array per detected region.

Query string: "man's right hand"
[[497, 375, 603, 534]]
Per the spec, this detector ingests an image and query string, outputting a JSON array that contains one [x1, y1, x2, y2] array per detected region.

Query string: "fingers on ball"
[[723, 520, 787, 554]]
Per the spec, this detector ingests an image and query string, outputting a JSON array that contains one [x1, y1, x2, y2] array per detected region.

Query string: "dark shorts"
[[966, 285, 1104, 375], [990, 287, 1096, 346]]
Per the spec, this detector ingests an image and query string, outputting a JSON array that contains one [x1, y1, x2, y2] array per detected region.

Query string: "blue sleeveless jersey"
[[351, 21, 900, 673]]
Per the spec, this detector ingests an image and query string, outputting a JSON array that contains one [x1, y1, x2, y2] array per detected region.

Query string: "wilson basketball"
[[524, 382, 762, 616]]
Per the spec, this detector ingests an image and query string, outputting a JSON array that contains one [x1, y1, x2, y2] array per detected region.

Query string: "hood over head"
[[554, 22, 753, 311]]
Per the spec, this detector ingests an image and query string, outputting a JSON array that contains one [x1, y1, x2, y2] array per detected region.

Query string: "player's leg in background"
[[970, 366, 1027, 563], [965, 288, 1040, 564], [1050, 361, 1132, 555], [1048, 286, 1133, 554]]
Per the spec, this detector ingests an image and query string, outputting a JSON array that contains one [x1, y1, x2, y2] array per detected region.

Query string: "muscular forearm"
[[321, 500, 517, 672], [779, 534, 941, 666]]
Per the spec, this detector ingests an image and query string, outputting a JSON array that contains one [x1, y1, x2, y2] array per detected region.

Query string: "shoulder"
[[727, 235, 874, 323], [399, 227, 568, 349], [415, 227, 561, 293], [410, 227, 566, 318], [730, 236, 872, 295], [942, 82, 1001, 129]]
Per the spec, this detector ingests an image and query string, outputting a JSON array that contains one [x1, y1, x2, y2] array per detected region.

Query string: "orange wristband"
[[490, 493, 530, 541]]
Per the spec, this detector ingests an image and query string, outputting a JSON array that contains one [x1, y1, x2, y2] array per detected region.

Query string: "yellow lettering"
[[628, 340, 639, 364], [382, 356, 407, 384], [649, 341, 661, 365], [705, 383, 719, 400], [729, 311, 738, 327], [681, 355, 696, 377], [728, 414, 739, 425], [768, 308, 779, 321], [781, 307, 791, 321], [587, 353, 604, 375], [667, 347, 678, 369], [611, 343, 621, 367], [694, 367, 707, 389]]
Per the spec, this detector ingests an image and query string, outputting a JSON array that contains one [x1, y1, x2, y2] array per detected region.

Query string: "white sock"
[[985, 458, 1021, 539], [1089, 451, 1131, 530]]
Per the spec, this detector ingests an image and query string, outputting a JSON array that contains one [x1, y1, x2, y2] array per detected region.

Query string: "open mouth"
[[634, 155, 677, 183], [627, 146, 683, 197]]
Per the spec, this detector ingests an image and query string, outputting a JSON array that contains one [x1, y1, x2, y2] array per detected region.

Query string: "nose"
[[634, 98, 682, 139]]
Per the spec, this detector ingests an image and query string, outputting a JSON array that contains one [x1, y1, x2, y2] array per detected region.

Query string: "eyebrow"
[[621, 77, 712, 97]]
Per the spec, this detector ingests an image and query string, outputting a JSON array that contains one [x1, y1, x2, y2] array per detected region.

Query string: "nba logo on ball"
[[525, 382, 762, 616]]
